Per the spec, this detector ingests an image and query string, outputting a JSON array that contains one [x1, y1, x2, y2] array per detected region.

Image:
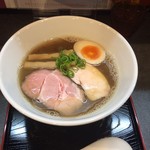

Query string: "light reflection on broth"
[[19, 37, 118, 117]]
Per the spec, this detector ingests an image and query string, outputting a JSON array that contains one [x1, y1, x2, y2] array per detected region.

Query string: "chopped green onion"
[[60, 55, 69, 63], [77, 59, 86, 68], [67, 70, 74, 78], [69, 53, 78, 61], [56, 50, 86, 78], [60, 64, 68, 75]]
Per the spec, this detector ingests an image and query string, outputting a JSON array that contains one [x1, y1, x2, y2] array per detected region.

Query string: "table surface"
[[0, 8, 150, 150]]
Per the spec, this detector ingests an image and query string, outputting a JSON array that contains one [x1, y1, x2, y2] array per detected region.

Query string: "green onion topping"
[[56, 50, 86, 78]]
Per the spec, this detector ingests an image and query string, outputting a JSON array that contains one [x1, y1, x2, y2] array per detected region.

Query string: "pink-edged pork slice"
[[22, 69, 85, 116]]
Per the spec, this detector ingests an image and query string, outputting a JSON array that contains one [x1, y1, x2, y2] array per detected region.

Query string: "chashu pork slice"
[[22, 69, 50, 99], [22, 69, 84, 116]]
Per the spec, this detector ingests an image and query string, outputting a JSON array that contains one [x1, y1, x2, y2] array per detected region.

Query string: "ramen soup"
[[19, 37, 118, 117]]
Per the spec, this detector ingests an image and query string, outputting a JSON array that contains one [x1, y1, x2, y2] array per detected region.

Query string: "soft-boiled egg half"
[[74, 40, 106, 65], [81, 137, 133, 150]]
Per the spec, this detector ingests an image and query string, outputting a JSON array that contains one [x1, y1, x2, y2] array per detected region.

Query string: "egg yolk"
[[81, 45, 101, 60]]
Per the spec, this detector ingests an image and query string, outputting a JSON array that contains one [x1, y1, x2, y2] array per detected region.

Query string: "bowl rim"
[[0, 15, 138, 126]]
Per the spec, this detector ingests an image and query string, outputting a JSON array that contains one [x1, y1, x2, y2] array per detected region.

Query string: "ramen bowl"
[[0, 16, 138, 126]]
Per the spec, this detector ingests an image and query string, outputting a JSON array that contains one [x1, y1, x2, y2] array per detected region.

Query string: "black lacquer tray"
[[2, 98, 146, 150]]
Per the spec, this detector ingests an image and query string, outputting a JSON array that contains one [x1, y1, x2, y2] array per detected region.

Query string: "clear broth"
[[19, 37, 118, 117]]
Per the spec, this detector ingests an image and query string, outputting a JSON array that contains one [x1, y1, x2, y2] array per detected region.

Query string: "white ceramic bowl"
[[0, 16, 138, 126]]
